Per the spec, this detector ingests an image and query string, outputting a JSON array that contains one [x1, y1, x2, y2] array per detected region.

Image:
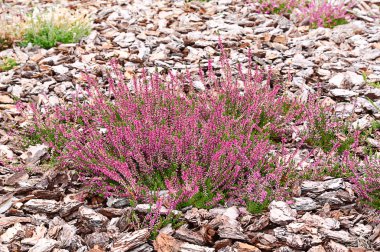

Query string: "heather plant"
[[28, 44, 377, 218], [297, 0, 352, 28], [253, 0, 352, 28]]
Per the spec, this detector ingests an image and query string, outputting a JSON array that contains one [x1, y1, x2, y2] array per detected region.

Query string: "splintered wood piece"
[[111, 228, 149, 252]]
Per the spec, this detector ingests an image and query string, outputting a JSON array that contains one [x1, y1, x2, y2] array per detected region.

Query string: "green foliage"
[[24, 125, 64, 166], [362, 72, 380, 89], [367, 98, 380, 113], [370, 121, 380, 132], [0, 57, 17, 72], [369, 82, 380, 89], [306, 110, 353, 154], [150, 213, 185, 240], [140, 164, 180, 192], [246, 198, 271, 214], [26, 126, 60, 148], [176, 178, 225, 210], [362, 191, 380, 210], [311, 18, 348, 29], [321, 163, 354, 178], [19, 8, 91, 49]]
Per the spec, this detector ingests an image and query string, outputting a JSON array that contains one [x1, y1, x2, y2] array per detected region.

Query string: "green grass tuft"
[[0, 57, 17, 72], [19, 8, 92, 49]]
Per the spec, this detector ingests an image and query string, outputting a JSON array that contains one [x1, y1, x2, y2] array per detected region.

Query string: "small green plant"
[[0, 57, 17, 72], [369, 82, 380, 89], [362, 72, 380, 89], [255, 0, 351, 29], [150, 213, 185, 240], [367, 98, 380, 113], [176, 178, 225, 210], [246, 198, 271, 214], [20, 8, 91, 49], [305, 108, 354, 154], [370, 121, 380, 132], [364, 191, 380, 210], [310, 18, 348, 29]]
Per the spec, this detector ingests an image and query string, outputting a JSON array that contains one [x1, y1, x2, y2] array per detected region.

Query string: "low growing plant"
[[255, 0, 301, 15], [19, 8, 92, 49], [0, 57, 18, 72], [1, 7, 91, 50], [253, 0, 352, 28], [27, 44, 378, 218], [0, 13, 26, 50], [363, 72, 380, 89], [298, 0, 351, 28]]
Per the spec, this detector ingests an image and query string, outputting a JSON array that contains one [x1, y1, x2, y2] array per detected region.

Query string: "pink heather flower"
[[27, 41, 377, 212]]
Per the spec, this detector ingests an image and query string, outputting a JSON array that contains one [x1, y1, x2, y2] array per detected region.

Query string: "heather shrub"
[[297, 0, 351, 28], [253, 0, 352, 28], [29, 46, 370, 213]]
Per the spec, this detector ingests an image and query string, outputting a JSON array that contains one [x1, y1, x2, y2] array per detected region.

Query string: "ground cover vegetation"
[[253, 0, 352, 28], [0, 7, 91, 50], [25, 44, 380, 221], [0, 57, 17, 72]]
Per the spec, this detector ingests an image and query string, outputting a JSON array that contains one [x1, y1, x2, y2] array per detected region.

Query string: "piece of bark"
[[85, 232, 110, 249], [129, 244, 154, 252], [214, 239, 232, 250], [232, 242, 261, 252], [23, 199, 61, 214], [200, 225, 217, 245], [4, 172, 29, 186], [56, 223, 77, 248], [21, 224, 47, 246], [154, 233, 215, 252], [0, 193, 14, 214], [0, 244, 9, 252], [111, 228, 149, 252], [59, 201, 83, 217], [31, 190, 64, 201], [246, 215, 269, 232], [174, 225, 206, 245], [89, 245, 106, 252], [78, 206, 108, 231], [29, 238, 58, 252], [217, 219, 248, 241], [0, 216, 32, 228], [0, 223, 24, 244], [154, 233, 182, 252], [97, 208, 126, 218]]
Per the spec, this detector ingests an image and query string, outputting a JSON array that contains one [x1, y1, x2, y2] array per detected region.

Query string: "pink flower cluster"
[[298, 0, 353, 28], [253, 0, 352, 28], [30, 45, 377, 211]]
